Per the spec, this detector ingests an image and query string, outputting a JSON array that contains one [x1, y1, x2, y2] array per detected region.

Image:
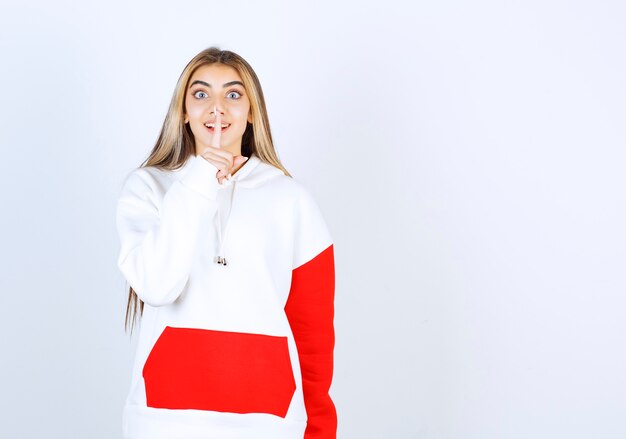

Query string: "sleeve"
[[284, 186, 337, 439], [115, 155, 221, 307]]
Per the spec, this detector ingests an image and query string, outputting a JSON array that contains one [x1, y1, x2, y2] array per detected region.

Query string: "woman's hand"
[[199, 108, 249, 184]]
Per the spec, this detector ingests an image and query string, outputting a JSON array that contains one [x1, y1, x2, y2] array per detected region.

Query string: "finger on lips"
[[208, 105, 236, 184], [211, 105, 221, 150]]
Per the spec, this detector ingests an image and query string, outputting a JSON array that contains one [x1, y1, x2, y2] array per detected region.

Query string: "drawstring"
[[214, 178, 237, 266]]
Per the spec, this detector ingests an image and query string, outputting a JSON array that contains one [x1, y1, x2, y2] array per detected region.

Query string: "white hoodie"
[[115, 153, 336, 439]]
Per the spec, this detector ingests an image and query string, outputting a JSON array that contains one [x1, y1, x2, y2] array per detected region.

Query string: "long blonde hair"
[[125, 46, 291, 334]]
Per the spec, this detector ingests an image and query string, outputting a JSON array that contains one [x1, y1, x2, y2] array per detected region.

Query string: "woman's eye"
[[194, 91, 208, 98], [228, 91, 241, 99]]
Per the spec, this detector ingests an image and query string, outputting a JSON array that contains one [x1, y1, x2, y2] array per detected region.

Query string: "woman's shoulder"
[[118, 164, 174, 203], [264, 172, 317, 201], [268, 174, 329, 221]]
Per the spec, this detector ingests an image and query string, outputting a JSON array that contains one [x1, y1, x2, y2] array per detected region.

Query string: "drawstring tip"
[[214, 255, 228, 266]]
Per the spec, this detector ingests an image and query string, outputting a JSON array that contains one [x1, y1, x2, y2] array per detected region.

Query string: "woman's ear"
[[247, 112, 253, 124]]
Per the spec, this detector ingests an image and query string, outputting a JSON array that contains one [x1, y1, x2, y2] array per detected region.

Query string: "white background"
[[1, 1, 625, 438]]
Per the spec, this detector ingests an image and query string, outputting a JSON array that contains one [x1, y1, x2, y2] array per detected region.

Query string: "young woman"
[[115, 47, 337, 439]]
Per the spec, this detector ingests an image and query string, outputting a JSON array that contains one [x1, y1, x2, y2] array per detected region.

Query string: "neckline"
[[230, 154, 259, 181]]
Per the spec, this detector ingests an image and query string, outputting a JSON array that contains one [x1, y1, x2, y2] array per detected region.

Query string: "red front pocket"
[[142, 326, 296, 418]]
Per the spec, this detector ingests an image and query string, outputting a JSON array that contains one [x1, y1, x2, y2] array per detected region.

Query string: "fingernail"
[[243, 156, 249, 161]]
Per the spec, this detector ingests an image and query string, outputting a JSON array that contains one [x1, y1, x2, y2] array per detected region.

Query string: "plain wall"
[[0, 0, 624, 438]]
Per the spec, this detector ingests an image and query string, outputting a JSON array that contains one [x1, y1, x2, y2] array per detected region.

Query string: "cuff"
[[178, 154, 221, 200]]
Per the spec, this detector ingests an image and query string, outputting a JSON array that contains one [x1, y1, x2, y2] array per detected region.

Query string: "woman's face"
[[184, 63, 252, 156]]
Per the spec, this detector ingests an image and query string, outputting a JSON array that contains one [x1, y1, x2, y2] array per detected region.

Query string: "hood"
[[175, 153, 284, 189]]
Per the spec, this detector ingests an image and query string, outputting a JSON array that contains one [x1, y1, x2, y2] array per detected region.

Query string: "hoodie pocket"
[[142, 326, 296, 418]]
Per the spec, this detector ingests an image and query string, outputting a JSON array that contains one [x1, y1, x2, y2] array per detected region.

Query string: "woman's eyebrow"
[[189, 80, 244, 89]]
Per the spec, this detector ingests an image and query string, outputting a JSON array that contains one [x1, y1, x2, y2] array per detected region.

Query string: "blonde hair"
[[125, 46, 291, 334]]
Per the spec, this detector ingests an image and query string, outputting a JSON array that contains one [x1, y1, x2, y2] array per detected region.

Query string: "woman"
[[115, 47, 337, 439]]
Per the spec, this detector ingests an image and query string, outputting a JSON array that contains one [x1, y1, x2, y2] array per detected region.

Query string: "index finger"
[[211, 105, 221, 149]]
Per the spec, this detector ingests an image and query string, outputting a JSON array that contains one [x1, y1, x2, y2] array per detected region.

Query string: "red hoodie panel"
[[285, 244, 337, 439], [143, 327, 296, 418]]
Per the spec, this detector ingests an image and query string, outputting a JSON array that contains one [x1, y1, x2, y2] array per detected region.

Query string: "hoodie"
[[115, 153, 336, 439]]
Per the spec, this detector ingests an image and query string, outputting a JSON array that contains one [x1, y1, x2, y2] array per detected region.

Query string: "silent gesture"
[[200, 105, 249, 185]]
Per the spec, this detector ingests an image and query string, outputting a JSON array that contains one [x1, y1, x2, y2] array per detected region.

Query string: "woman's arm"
[[284, 187, 337, 439], [115, 155, 220, 306]]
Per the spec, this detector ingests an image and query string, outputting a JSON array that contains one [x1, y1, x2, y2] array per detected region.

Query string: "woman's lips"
[[205, 124, 230, 133]]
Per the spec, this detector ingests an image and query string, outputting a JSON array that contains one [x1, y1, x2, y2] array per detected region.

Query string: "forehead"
[[189, 63, 243, 83]]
